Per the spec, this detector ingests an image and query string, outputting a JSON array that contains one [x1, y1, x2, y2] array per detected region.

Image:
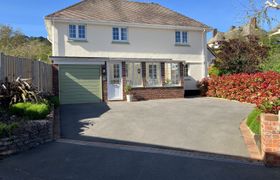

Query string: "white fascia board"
[[51, 57, 106, 65], [45, 17, 213, 32]]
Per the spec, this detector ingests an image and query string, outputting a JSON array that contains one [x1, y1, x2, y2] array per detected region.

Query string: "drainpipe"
[[201, 29, 208, 78]]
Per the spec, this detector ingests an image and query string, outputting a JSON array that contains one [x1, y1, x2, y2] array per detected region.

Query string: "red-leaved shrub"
[[201, 71, 280, 107]]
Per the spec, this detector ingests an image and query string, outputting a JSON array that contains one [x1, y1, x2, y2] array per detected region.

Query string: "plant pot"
[[126, 94, 133, 102]]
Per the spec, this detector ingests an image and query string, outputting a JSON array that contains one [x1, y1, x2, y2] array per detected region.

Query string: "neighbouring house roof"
[[241, 23, 266, 37], [270, 25, 280, 36], [208, 32, 226, 44], [45, 0, 210, 28], [208, 18, 267, 45]]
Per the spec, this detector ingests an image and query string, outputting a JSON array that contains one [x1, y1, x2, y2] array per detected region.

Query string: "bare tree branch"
[[265, 0, 280, 9]]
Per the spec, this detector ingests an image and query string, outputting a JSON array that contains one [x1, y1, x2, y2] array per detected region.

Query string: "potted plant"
[[125, 85, 133, 102]]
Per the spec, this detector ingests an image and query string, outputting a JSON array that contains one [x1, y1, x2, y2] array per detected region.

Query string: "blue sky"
[[0, 0, 279, 37]]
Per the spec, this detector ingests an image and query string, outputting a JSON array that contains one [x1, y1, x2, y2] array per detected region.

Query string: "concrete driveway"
[[60, 97, 254, 157]]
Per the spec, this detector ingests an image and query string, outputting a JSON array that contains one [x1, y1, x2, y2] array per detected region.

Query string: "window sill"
[[175, 43, 190, 47], [163, 84, 182, 87], [68, 39, 88, 42], [112, 41, 130, 44]]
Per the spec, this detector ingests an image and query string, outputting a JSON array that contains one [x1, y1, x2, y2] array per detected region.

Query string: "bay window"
[[126, 63, 143, 87], [164, 63, 180, 86], [146, 63, 161, 87]]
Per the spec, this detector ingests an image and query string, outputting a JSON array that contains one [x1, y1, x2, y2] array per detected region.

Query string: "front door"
[[107, 62, 123, 100]]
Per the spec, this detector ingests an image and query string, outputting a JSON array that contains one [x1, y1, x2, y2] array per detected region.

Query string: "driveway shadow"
[[60, 103, 110, 141]]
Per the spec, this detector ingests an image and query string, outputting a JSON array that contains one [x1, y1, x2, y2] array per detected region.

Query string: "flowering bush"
[[258, 98, 280, 114], [199, 72, 280, 111]]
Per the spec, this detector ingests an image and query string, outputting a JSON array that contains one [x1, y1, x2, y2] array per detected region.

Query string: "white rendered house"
[[45, 0, 212, 104]]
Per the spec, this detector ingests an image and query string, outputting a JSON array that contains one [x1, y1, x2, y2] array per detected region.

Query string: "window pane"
[[121, 28, 128, 41], [78, 25, 86, 39], [165, 63, 180, 85], [146, 63, 161, 86], [175, 31, 181, 43], [113, 28, 119, 40], [69, 25, 76, 38], [182, 32, 188, 43], [126, 63, 142, 87]]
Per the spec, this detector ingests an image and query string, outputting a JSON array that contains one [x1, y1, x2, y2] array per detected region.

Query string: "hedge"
[[198, 71, 280, 114]]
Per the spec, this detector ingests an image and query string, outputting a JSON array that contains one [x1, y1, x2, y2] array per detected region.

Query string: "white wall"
[[53, 22, 204, 61], [51, 21, 207, 90]]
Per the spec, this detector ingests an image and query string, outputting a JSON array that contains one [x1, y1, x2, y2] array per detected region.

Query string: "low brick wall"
[[0, 114, 54, 158], [261, 113, 280, 167], [131, 87, 184, 101]]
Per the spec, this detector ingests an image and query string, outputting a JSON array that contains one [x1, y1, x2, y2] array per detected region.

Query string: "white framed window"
[[175, 31, 188, 44], [68, 24, 86, 40], [146, 63, 162, 87], [126, 63, 143, 87], [164, 63, 181, 86], [112, 27, 128, 42]]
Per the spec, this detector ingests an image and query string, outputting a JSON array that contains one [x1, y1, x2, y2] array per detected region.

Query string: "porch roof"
[[50, 56, 185, 65]]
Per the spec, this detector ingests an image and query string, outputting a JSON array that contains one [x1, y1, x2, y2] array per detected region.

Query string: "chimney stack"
[[250, 17, 257, 28], [213, 29, 218, 37]]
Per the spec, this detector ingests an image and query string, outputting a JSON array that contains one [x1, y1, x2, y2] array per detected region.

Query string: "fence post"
[[0, 52, 4, 81]]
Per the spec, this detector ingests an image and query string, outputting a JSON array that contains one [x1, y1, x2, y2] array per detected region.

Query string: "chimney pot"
[[213, 29, 218, 37]]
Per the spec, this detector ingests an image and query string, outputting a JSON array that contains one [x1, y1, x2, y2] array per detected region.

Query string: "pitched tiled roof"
[[46, 0, 209, 28]]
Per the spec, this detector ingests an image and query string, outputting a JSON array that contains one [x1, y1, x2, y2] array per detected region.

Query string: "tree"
[[265, 0, 280, 9], [214, 36, 269, 74], [0, 25, 51, 63], [247, 0, 279, 25]]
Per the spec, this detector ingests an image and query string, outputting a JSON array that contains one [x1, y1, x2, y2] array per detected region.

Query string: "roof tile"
[[46, 0, 209, 28]]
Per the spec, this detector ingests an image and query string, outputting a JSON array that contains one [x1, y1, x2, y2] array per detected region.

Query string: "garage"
[[59, 65, 102, 104]]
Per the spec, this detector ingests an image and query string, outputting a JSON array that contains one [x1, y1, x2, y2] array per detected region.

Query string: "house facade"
[[45, 0, 212, 104]]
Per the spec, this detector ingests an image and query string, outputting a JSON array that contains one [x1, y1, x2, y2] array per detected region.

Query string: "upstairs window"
[[69, 25, 76, 39], [112, 27, 128, 42], [175, 31, 188, 44], [69, 24, 86, 40]]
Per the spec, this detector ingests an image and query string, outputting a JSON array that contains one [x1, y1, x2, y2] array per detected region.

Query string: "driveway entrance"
[[60, 98, 254, 157]]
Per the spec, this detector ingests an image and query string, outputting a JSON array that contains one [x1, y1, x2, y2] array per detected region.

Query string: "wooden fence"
[[0, 53, 53, 93]]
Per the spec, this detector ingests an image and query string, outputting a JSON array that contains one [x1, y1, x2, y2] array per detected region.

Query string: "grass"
[[246, 108, 262, 135]]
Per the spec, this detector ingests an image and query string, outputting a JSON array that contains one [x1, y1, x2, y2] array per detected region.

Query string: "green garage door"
[[59, 65, 102, 104]]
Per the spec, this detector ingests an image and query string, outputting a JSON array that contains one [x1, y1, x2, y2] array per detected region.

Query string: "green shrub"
[[10, 102, 32, 116], [10, 102, 50, 120], [25, 103, 50, 120], [47, 96, 60, 108], [246, 109, 262, 135], [208, 66, 221, 77], [0, 122, 19, 138]]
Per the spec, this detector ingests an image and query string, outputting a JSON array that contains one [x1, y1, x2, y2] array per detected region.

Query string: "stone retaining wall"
[[261, 113, 280, 167], [0, 112, 54, 158]]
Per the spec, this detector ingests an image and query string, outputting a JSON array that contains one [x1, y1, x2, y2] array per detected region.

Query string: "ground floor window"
[[164, 63, 180, 86], [146, 63, 161, 87], [126, 63, 143, 87]]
